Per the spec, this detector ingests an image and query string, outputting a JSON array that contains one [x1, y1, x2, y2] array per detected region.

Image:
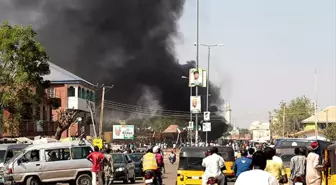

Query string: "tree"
[[55, 109, 81, 140], [0, 21, 50, 135], [324, 124, 336, 142], [272, 96, 314, 137]]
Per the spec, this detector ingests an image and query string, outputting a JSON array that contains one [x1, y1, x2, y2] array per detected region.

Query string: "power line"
[[104, 104, 225, 121], [104, 100, 190, 114]]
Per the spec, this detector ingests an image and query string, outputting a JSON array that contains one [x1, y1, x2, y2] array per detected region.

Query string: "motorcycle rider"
[[153, 146, 164, 184], [169, 150, 176, 163], [141, 146, 161, 185], [202, 147, 225, 185]]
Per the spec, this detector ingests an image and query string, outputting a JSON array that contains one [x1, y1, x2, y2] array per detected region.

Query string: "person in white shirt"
[[235, 151, 279, 185], [202, 147, 225, 185]]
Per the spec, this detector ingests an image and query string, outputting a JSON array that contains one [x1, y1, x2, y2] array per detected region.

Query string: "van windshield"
[[0, 150, 6, 163]]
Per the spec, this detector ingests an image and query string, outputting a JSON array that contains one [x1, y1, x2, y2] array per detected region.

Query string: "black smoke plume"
[[0, 0, 228, 140]]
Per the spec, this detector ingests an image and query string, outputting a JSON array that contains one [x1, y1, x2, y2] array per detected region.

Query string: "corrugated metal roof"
[[162, 125, 179, 133], [43, 62, 94, 86], [302, 106, 336, 123]]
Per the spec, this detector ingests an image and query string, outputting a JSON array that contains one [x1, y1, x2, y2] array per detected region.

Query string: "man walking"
[[87, 146, 105, 185], [306, 142, 323, 185], [103, 148, 114, 185], [290, 147, 306, 185], [264, 147, 288, 184]]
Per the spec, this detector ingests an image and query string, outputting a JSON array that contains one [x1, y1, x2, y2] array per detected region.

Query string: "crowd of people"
[[233, 141, 327, 185]]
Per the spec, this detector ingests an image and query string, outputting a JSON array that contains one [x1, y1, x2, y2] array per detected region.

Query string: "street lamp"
[[182, 76, 193, 146], [194, 43, 224, 145]]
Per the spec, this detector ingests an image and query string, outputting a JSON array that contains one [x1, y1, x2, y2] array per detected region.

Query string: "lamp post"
[[182, 76, 193, 146], [194, 43, 223, 145]]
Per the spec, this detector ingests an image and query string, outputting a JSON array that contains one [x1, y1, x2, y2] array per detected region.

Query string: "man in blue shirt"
[[234, 150, 252, 177]]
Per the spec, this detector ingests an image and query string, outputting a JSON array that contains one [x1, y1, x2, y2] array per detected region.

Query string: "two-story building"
[[1, 62, 96, 138], [43, 62, 96, 138]]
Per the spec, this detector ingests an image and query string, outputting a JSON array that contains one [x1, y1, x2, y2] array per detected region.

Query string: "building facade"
[[1, 62, 96, 138], [249, 121, 271, 141]]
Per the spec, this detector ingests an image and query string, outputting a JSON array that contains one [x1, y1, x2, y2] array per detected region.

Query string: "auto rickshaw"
[[176, 147, 209, 185], [324, 143, 336, 185], [274, 145, 308, 185], [217, 146, 235, 178]]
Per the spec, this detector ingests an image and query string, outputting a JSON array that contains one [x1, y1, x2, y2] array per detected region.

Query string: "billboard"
[[190, 96, 201, 114], [113, 125, 134, 140], [189, 68, 207, 87]]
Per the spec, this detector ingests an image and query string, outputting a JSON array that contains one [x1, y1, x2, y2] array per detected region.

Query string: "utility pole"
[[98, 85, 114, 139], [282, 104, 286, 137], [197, 43, 224, 145], [205, 46, 210, 145], [195, 0, 200, 147], [314, 68, 318, 139], [99, 86, 105, 139], [268, 111, 272, 140], [190, 86, 193, 145], [326, 109, 329, 128]]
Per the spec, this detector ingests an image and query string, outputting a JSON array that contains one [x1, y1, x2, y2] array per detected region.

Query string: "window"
[[82, 88, 86, 100], [45, 148, 71, 162], [67, 86, 75, 97], [21, 150, 40, 163], [78, 87, 82, 98], [43, 106, 47, 121], [47, 88, 55, 98], [92, 92, 95, 101], [113, 154, 126, 163], [86, 89, 90, 100], [5, 150, 15, 163], [71, 147, 92, 159], [90, 91, 93, 101]]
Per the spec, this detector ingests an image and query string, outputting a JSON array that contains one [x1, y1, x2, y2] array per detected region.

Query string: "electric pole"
[[99, 86, 105, 139], [98, 85, 114, 139], [282, 104, 286, 137]]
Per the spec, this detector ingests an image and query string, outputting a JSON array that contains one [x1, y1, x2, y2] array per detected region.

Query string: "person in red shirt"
[[87, 146, 105, 185]]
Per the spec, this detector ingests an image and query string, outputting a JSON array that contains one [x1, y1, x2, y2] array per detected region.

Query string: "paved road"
[[112, 157, 235, 184], [60, 157, 235, 184]]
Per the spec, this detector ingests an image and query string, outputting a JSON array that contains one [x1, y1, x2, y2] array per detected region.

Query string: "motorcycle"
[[169, 155, 176, 164], [144, 170, 161, 185], [206, 177, 218, 185]]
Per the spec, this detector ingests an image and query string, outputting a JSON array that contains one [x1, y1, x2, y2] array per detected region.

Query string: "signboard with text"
[[113, 125, 134, 140]]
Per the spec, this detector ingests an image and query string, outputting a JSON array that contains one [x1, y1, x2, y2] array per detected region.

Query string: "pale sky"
[[175, 0, 336, 128]]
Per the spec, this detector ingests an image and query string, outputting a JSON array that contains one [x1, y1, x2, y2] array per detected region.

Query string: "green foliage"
[[324, 124, 336, 141], [272, 96, 314, 137], [238, 128, 250, 135], [0, 21, 50, 135]]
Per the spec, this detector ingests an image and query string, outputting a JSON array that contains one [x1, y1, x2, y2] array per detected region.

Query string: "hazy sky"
[[175, 0, 336, 128]]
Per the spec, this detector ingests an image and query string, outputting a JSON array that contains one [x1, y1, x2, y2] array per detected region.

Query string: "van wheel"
[[76, 174, 92, 185], [26, 176, 41, 185]]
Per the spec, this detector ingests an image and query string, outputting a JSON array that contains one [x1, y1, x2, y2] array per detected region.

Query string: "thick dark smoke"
[[0, 0, 228, 140]]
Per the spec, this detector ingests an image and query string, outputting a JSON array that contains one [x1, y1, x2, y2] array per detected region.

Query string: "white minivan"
[[3, 140, 93, 185]]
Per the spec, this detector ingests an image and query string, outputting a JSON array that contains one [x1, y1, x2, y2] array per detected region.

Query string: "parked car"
[[112, 153, 136, 183], [3, 140, 93, 185], [128, 153, 145, 177]]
